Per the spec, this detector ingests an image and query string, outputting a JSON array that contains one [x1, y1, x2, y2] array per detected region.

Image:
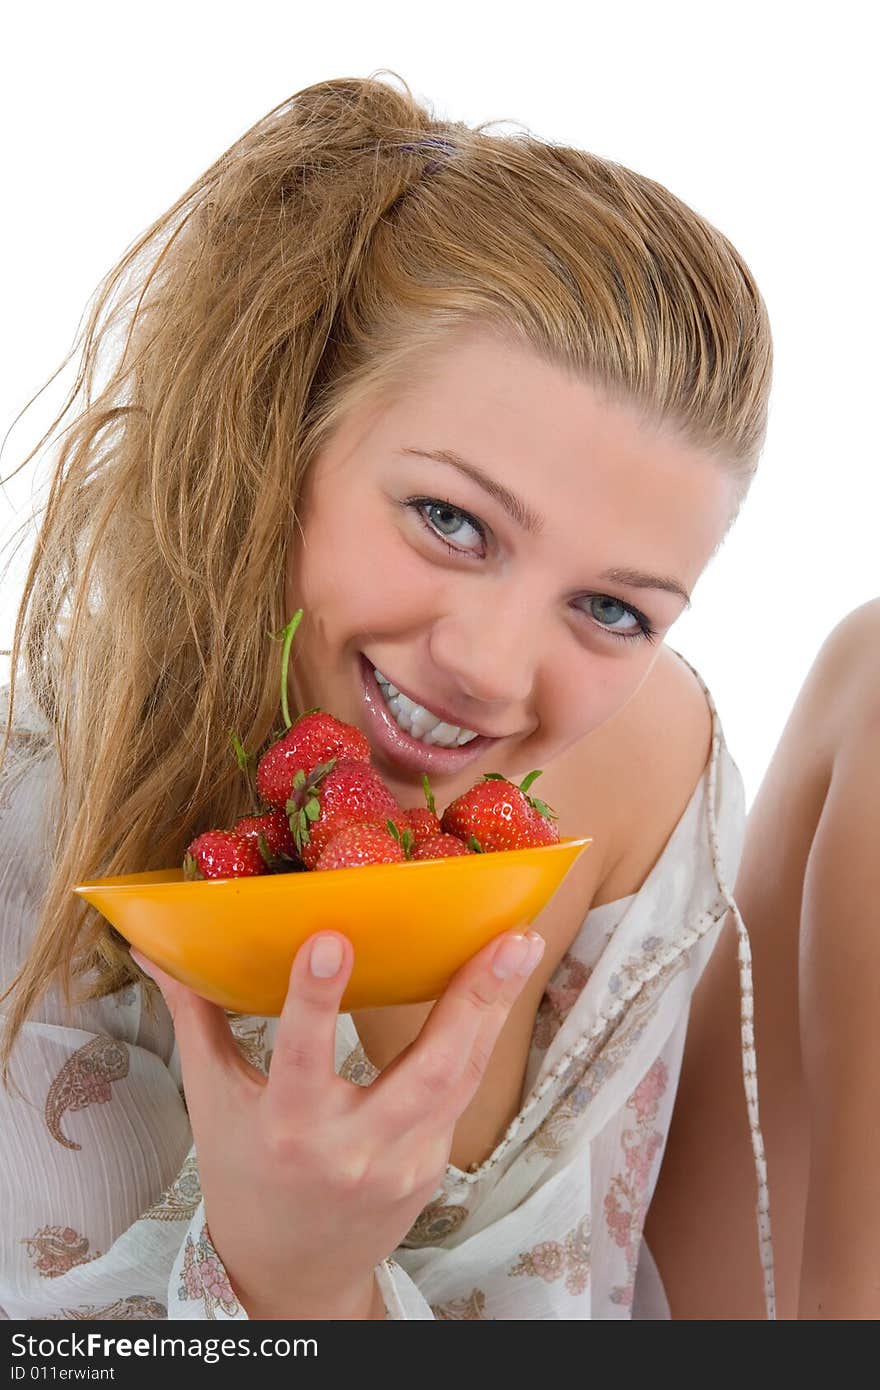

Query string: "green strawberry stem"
[[468, 835, 483, 853], [482, 768, 557, 821], [421, 774, 436, 816], [272, 609, 304, 731], [182, 851, 202, 881], [518, 769, 543, 795], [229, 728, 260, 813], [284, 758, 336, 853], [386, 819, 414, 859]]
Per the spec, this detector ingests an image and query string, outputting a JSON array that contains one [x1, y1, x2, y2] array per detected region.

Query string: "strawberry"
[[232, 810, 306, 872], [410, 832, 475, 861], [405, 807, 441, 844], [287, 757, 402, 869], [403, 774, 441, 848], [440, 770, 560, 852], [256, 712, 372, 811], [314, 822, 406, 871], [251, 610, 372, 810], [183, 830, 269, 880]]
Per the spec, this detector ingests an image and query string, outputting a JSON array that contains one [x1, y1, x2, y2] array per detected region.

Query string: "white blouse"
[[0, 665, 774, 1320]]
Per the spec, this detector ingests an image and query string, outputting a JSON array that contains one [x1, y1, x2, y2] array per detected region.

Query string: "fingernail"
[[523, 931, 546, 975], [310, 934, 344, 979], [491, 934, 531, 980]]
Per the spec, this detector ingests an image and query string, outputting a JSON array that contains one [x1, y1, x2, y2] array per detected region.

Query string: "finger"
[[263, 931, 355, 1122], [371, 929, 545, 1128], [129, 949, 248, 1123]]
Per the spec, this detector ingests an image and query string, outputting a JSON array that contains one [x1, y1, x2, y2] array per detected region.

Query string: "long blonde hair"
[[0, 70, 772, 1078]]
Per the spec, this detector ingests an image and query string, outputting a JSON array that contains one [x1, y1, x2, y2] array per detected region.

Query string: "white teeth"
[[373, 668, 480, 748], [408, 704, 438, 739], [424, 721, 464, 748], [373, 669, 399, 697]]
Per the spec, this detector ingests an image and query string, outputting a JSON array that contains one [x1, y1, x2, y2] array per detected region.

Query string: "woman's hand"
[[131, 926, 545, 1320]]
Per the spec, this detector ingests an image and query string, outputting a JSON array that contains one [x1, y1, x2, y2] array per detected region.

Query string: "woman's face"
[[285, 325, 736, 807]]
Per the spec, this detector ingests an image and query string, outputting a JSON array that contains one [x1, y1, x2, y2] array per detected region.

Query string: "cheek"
[[288, 506, 442, 630], [536, 646, 657, 752]]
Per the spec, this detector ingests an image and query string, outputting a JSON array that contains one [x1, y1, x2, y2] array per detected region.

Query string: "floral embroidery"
[[529, 953, 686, 1159], [402, 1198, 469, 1248], [339, 1042, 379, 1087], [45, 1036, 130, 1150], [178, 1224, 241, 1319], [433, 1288, 490, 1319], [141, 1152, 202, 1222], [43, 1296, 167, 1320], [21, 1226, 100, 1278], [604, 1057, 670, 1308], [509, 1216, 591, 1296], [533, 955, 593, 1051]]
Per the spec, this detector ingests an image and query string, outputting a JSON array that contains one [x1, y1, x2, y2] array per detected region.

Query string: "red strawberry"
[[287, 757, 402, 869], [314, 822, 406, 871], [405, 807, 441, 845], [232, 810, 305, 872], [410, 832, 475, 861], [256, 711, 372, 811], [183, 830, 269, 880], [440, 770, 560, 852], [403, 773, 441, 848]]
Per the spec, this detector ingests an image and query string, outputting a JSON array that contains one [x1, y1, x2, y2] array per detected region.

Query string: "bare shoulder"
[[546, 645, 715, 905], [808, 598, 880, 734], [752, 599, 880, 793]]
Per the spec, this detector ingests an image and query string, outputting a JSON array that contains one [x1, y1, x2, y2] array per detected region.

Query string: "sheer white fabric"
[[0, 667, 760, 1320]]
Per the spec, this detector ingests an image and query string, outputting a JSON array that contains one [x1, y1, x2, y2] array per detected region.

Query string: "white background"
[[1, 1, 876, 806]]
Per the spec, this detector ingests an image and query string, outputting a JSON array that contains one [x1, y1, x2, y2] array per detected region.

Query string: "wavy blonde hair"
[[0, 70, 772, 1079]]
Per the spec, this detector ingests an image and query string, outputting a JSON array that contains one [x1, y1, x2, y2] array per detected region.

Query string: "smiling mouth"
[[370, 666, 483, 748]]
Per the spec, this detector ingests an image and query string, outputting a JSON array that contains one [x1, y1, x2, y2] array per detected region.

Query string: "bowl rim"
[[72, 835, 593, 894]]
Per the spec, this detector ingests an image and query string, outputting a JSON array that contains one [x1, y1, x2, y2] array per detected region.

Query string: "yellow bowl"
[[73, 838, 592, 1015]]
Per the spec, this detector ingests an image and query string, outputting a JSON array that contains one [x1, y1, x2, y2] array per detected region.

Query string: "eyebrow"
[[399, 445, 692, 607], [400, 446, 546, 536], [599, 567, 691, 608]]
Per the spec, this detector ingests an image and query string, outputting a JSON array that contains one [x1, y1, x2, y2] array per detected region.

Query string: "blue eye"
[[588, 597, 636, 630], [407, 498, 486, 554], [578, 595, 656, 644]]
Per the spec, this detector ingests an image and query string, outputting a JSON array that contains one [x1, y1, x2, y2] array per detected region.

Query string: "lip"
[[358, 653, 500, 777]]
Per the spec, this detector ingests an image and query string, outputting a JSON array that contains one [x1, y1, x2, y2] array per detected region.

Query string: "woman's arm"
[[643, 606, 880, 1317], [796, 603, 880, 1318]]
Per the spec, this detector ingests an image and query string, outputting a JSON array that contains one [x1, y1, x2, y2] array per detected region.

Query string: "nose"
[[429, 594, 541, 712]]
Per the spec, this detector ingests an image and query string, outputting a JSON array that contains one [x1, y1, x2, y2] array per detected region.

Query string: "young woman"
[[0, 74, 775, 1320]]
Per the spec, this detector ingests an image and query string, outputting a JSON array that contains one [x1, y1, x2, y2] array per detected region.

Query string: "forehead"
[[340, 326, 737, 583]]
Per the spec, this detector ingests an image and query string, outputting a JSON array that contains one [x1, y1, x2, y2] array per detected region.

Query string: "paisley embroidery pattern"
[[509, 1216, 592, 1296], [178, 1224, 241, 1319], [339, 1042, 379, 1087], [433, 1288, 490, 1319], [45, 1037, 130, 1150], [43, 1296, 167, 1320], [402, 1198, 469, 1248], [141, 1152, 202, 1222], [21, 1226, 100, 1278]]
